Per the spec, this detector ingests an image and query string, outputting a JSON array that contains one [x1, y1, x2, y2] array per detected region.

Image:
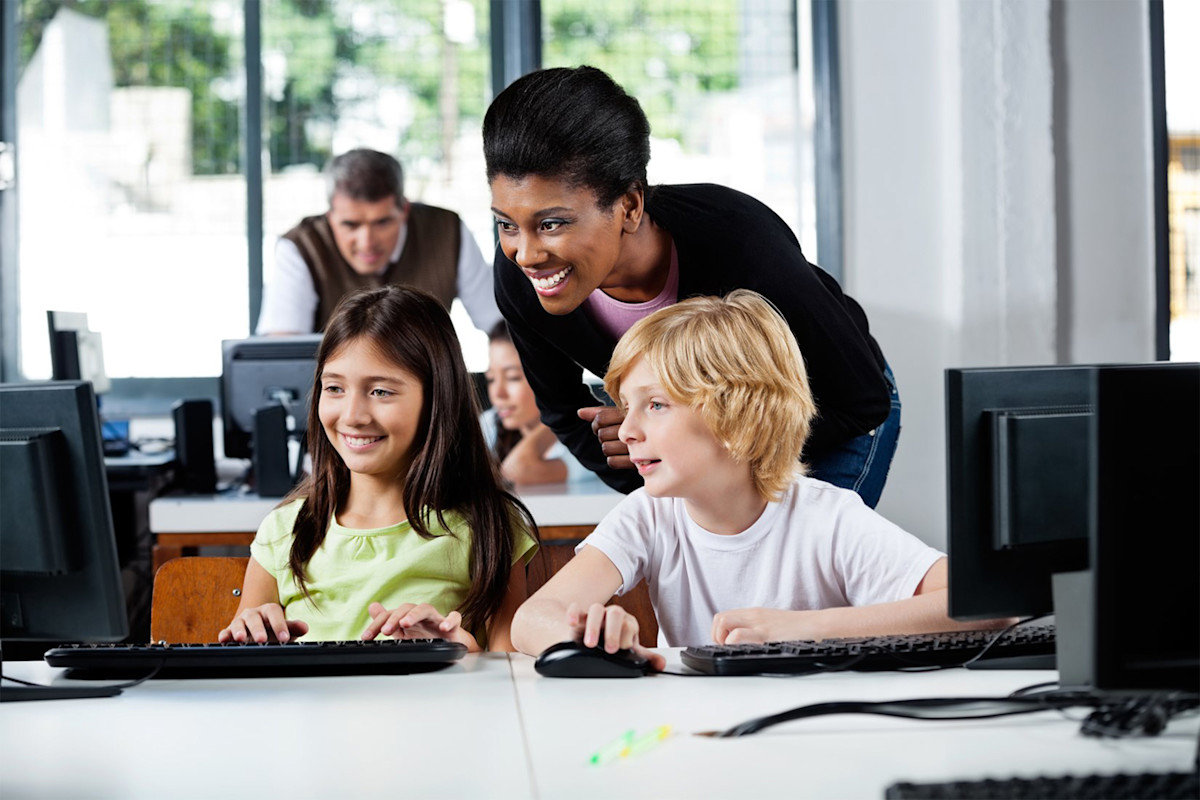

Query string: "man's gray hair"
[[324, 148, 405, 207]]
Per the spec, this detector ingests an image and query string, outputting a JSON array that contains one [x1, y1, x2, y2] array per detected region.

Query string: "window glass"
[[12, 1, 820, 382], [260, 0, 492, 368], [17, 0, 247, 380], [540, 0, 817, 261]]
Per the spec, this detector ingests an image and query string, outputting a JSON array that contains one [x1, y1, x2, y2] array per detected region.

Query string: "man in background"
[[256, 148, 500, 336]]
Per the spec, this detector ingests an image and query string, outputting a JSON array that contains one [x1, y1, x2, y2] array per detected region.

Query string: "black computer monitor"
[[46, 311, 111, 394], [0, 382, 128, 661], [945, 365, 1094, 621], [1088, 362, 1199, 692], [220, 334, 322, 460], [46, 311, 133, 455]]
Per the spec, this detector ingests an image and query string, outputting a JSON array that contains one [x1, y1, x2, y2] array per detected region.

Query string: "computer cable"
[[955, 614, 1052, 669], [1008, 680, 1200, 739], [698, 694, 1095, 737], [1079, 693, 1199, 739], [1009, 679, 1060, 696], [701, 686, 1199, 739]]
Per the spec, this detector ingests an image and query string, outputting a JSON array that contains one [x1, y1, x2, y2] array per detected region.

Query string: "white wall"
[[1059, 0, 1157, 362], [839, 0, 1156, 549]]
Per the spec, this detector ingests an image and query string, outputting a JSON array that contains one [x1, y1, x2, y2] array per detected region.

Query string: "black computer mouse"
[[534, 640, 653, 678]]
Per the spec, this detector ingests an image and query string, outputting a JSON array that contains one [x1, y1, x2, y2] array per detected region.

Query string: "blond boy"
[[511, 291, 1005, 668]]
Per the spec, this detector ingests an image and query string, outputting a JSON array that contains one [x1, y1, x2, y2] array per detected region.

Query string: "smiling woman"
[[490, 174, 667, 313], [482, 65, 900, 508]]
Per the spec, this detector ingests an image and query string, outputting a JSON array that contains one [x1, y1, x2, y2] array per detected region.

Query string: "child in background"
[[220, 286, 538, 650], [511, 291, 1008, 669], [483, 321, 589, 485]]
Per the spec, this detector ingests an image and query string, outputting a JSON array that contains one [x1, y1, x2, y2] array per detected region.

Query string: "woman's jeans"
[[807, 364, 902, 509]]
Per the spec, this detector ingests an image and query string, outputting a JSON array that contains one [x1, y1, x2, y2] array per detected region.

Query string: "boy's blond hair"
[[604, 290, 817, 501]]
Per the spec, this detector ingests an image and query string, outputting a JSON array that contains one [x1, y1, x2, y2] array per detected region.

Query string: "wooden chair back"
[[148, 543, 661, 648], [525, 528, 659, 648], [150, 557, 249, 643]]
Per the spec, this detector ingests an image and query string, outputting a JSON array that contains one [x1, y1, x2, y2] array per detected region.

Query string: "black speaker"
[[172, 398, 217, 494], [253, 404, 293, 498]]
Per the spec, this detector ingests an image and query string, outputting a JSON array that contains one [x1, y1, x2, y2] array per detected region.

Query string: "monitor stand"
[[1052, 569, 1095, 687], [0, 683, 121, 702], [0, 647, 122, 702], [966, 653, 1056, 671]]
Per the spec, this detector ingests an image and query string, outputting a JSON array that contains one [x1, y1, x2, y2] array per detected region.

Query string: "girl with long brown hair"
[[220, 286, 537, 650]]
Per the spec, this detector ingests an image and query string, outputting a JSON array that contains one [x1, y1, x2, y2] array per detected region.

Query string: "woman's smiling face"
[[489, 174, 633, 315]]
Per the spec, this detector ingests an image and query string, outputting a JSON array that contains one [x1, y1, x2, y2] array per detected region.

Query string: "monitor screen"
[[1091, 362, 1199, 692], [0, 381, 128, 656], [46, 311, 111, 395], [945, 365, 1094, 620], [220, 335, 322, 461]]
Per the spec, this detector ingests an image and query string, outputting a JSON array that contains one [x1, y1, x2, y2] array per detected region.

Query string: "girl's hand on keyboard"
[[218, 603, 310, 644], [362, 602, 479, 650]]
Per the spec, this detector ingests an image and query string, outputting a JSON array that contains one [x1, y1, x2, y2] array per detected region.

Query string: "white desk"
[[147, 477, 624, 569], [513, 653, 1198, 799], [1, 654, 531, 799], [3, 654, 1196, 799]]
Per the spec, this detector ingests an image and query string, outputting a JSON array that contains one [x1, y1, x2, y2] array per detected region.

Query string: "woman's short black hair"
[[483, 66, 651, 208]]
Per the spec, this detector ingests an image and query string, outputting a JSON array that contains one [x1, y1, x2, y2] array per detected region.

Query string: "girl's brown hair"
[[285, 286, 537, 634]]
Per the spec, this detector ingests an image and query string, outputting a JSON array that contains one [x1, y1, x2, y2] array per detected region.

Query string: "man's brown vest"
[[282, 203, 461, 331]]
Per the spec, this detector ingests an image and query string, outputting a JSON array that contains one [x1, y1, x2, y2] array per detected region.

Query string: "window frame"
[[1149, 0, 1170, 360], [1, 0, 19, 384]]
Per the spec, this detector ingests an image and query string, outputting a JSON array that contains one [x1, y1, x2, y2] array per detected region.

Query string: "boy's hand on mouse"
[[566, 601, 666, 671], [362, 602, 468, 644], [577, 406, 634, 470], [712, 607, 819, 645], [218, 604, 309, 644]]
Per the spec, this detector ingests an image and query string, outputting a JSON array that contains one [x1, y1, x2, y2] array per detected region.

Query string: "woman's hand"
[[577, 406, 633, 470], [362, 602, 479, 650], [566, 601, 666, 671], [218, 603, 309, 644]]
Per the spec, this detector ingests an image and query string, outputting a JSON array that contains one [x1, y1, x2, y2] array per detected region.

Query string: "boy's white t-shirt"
[[578, 476, 945, 648]]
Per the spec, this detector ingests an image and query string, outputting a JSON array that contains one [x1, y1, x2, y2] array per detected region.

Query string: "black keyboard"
[[885, 770, 1199, 799], [44, 638, 468, 679], [681, 625, 1056, 676]]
